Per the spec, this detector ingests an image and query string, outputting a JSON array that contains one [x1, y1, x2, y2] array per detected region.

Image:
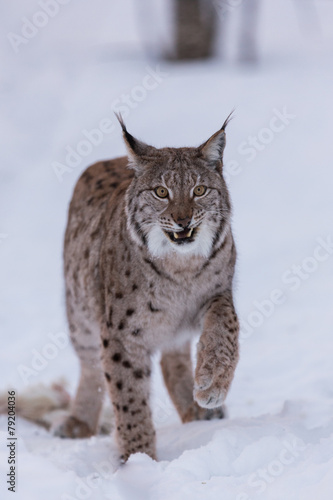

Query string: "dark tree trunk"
[[173, 0, 217, 60]]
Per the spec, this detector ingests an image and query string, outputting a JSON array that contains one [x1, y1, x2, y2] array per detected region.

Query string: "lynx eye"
[[154, 186, 169, 198], [193, 185, 207, 197]]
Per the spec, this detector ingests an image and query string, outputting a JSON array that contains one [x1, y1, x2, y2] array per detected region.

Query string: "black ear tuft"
[[115, 112, 126, 132], [221, 110, 235, 131], [115, 113, 157, 172], [198, 111, 235, 168], [115, 112, 140, 155]]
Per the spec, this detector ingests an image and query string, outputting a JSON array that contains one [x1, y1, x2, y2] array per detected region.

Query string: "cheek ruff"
[[147, 223, 215, 259]]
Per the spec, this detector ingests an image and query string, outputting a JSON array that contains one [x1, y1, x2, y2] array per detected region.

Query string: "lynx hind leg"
[[160, 341, 225, 423], [54, 308, 105, 438]]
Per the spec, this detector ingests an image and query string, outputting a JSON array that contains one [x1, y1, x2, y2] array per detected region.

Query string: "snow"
[[1, 0, 333, 498]]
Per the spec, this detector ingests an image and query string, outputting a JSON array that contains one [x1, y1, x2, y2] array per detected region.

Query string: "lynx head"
[[118, 114, 233, 259]]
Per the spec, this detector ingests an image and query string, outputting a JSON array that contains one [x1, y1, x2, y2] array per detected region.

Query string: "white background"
[[1, 1, 333, 498]]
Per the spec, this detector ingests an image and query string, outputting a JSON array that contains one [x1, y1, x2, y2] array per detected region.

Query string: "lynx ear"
[[115, 113, 157, 172], [198, 111, 234, 167]]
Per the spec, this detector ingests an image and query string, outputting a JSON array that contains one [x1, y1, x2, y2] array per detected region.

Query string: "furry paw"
[[182, 401, 226, 423], [193, 383, 227, 409], [194, 357, 233, 409], [53, 416, 93, 439]]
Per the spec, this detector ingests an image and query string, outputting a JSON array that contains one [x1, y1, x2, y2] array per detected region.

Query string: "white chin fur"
[[147, 224, 214, 259]]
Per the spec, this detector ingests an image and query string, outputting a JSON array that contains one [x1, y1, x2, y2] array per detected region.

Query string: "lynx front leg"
[[102, 335, 156, 462], [194, 291, 239, 409], [161, 342, 225, 422]]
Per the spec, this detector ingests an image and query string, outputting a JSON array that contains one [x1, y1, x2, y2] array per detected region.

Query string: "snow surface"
[[1, 0, 333, 498]]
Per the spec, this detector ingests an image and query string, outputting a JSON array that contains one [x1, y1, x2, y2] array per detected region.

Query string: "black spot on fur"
[[126, 309, 135, 316], [84, 248, 89, 259], [125, 269, 131, 277], [133, 369, 143, 379], [132, 283, 138, 291], [132, 329, 141, 336], [90, 227, 100, 239], [115, 292, 123, 299], [112, 353, 122, 362], [116, 381, 123, 390], [122, 405, 128, 413], [148, 302, 160, 313], [103, 339, 109, 348], [105, 373, 111, 382], [129, 397, 135, 404], [127, 424, 132, 430], [122, 360, 131, 368], [83, 172, 93, 183], [118, 321, 124, 330], [107, 307, 113, 327]]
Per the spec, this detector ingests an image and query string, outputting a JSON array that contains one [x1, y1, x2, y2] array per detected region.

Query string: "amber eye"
[[193, 185, 207, 197], [154, 186, 169, 198]]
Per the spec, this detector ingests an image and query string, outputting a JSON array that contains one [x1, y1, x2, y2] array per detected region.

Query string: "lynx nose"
[[173, 215, 191, 228]]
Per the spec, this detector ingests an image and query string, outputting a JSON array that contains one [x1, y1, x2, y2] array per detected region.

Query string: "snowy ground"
[[1, 0, 333, 498]]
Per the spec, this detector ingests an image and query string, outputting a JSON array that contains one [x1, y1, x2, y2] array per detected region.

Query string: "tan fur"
[[0, 381, 114, 434], [57, 117, 240, 462], [0, 382, 70, 428]]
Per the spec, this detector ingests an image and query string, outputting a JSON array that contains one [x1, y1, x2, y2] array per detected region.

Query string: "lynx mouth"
[[164, 227, 196, 245]]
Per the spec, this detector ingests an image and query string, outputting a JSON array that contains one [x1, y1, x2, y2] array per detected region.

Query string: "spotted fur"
[[57, 117, 240, 462]]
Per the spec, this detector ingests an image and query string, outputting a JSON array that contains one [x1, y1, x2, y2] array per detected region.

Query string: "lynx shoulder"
[[58, 114, 239, 462]]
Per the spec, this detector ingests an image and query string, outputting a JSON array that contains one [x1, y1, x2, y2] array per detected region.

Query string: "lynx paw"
[[194, 360, 232, 409], [53, 416, 93, 439], [182, 401, 226, 423], [193, 384, 227, 409]]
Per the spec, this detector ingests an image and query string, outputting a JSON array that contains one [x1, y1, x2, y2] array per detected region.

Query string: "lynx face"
[[122, 114, 232, 259], [126, 158, 231, 258]]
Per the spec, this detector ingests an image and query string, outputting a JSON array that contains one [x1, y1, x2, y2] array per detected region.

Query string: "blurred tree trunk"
[[173, 0, 217, 60], [238, 0, 260, 63]]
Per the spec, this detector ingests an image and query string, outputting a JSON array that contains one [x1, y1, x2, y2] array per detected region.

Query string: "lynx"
[[56, 114, 240, 462]]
